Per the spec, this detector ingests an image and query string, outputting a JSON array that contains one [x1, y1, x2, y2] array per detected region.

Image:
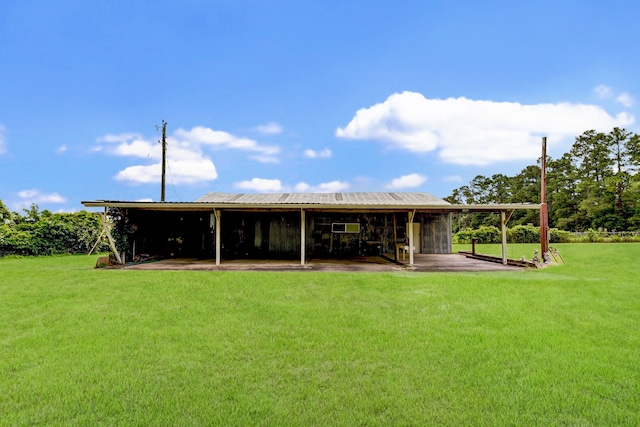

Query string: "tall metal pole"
[[161, 120, 167, 202], [540, 137, 549, 257]]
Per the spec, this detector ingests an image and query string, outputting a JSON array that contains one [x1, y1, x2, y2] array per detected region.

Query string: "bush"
[[453, 228, 475, 244], [586, 228, 601, 243], [0, 228, 34, 256], [452, 227, 501, 244], [473, 226, 502, 244], [549, 228, 572, 243], [453, 226, 582, 244], [508, 225, 539, 243], [0, 202, 108, 257]]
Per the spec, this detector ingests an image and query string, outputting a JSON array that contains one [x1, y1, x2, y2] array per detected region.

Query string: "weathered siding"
[[268, 215, 300, 254], [222, 212, 300, 258], [420, 213, 452, 254]]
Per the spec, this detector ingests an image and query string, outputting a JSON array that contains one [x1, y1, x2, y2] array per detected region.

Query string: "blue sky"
[[1, 0, 638, 212]]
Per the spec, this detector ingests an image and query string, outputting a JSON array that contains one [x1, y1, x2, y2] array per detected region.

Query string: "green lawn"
[[2, 244, 639, 426]]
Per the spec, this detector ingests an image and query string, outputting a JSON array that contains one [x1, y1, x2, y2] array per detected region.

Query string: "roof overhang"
[[81, 200, 541, 213]]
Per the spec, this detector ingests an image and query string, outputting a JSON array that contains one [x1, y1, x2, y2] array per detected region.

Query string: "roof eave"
[[81, 200, 541, 211]]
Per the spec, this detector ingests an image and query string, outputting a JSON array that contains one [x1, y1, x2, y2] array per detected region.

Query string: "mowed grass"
[[1, 244, 639, 426]]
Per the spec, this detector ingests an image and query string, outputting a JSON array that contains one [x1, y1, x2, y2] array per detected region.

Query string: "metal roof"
[[82, 192, 541, 212], [195, 192, 450, 205]]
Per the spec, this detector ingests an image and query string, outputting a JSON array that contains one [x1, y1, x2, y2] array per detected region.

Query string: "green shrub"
[[0, 202, 108, 257], [586, 228, 601, 243], [452, 227, 501, 244], [509, 225, 539, 243], [0, 229, 34, 256], [549, 228, 572, 243], [472, 226, 502, 244], [453, 228, 474, 244]]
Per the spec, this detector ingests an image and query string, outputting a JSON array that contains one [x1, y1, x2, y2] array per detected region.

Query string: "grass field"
[[1, 244, 639, 426]]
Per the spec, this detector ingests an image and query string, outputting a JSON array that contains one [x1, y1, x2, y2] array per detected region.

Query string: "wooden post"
[[540, 136, 549, 257], [101, 210, 122, 265], [501, 211, 508, 265], [300, 209, 306, 266], [214, 209, 221, 266], [160, 120, 167, 202], [392, 213, 398, 260], [408, 209, 415, 265], [88, 229, 106, 256]]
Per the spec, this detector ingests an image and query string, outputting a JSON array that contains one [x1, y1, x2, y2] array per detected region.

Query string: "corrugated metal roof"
[[195, 192, 451, 206], [82, 192, 540, 211]]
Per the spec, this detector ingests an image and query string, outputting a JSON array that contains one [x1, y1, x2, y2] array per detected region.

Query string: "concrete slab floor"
[[124, 254, 523, 272]]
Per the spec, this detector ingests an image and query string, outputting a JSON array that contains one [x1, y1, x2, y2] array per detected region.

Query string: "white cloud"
[[57, 145, 68, 154], [234, 178, 284, 192], [386, 173, 427, 189], [95, 125, 279, 184], [98, 133, 144, 144], [232, 178, 349, 193], [594, 85, 635, 107], [136, 198, 153, 202], [304, 148, 332, 159], [115, 159, 217, 184], [255, 122, 283, 134], [336, 91, 634, 165], [594, 85, 613, 98], [251, 155, 280, 164], [13, 189, 66, 210], [17, 190, 66, 203], [294, 180, 350, 193], [174, 127, 279, 155], [616, 92, 635, 107], [0, 124, 6, 154]]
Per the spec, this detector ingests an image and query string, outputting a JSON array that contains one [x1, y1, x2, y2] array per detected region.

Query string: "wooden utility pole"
[[160, 120, 167, 202], [540, 137, 549, 257]]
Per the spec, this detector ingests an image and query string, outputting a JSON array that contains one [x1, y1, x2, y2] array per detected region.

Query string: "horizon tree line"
[[445, 127, 640, 232]]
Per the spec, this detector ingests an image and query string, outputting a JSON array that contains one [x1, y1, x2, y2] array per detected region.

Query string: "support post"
[[541, 136, 549, 257], [501, 211, 508, 265], [214, 209, 221, 266], [88, 229, 106, 256], [408, 209, 415, 266], [392, 213, 398, 261], [300, 209, 306, 266], [101, 209, 122, 265]]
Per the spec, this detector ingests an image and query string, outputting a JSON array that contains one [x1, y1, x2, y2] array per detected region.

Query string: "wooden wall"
[[420, 213, 452, 254]]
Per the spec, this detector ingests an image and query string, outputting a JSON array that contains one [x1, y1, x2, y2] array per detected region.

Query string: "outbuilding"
[[82, 192, 541, 266]]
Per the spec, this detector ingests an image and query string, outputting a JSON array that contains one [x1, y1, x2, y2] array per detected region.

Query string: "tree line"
[[445, 128, 640, 232], [0, 201, 108, 256]]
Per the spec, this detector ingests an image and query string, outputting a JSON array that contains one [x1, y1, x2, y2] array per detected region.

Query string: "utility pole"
[[160, 120, 167, 202], [540, 136, 549, 258]]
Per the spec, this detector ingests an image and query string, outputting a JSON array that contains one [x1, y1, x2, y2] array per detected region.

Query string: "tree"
[[547, 153, 581, 230], [605, 128, 640, 227], [446, 128, 640, 231], [0, 200, 11, 224]]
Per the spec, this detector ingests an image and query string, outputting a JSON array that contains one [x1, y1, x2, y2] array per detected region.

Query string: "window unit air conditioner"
[[331, 223, 360, 234]]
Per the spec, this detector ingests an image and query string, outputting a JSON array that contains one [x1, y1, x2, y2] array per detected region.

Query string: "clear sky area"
[[1, 0, 638, 212]]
